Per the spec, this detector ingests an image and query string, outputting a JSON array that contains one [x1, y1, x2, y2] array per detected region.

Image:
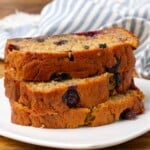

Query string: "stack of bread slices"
[[4, 27, 144, 128]]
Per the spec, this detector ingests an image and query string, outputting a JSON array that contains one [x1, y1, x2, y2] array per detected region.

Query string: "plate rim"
[[0, 124, 149, 149]]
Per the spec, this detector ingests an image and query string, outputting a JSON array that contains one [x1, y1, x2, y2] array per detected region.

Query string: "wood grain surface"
[[0, 0, 51, 19], [0, 0, 149, 149]]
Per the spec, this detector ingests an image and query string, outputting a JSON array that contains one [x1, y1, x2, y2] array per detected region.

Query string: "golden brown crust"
[[88, 90, 144, 126], [4, 73, 20, 102], [11, 89, 144, 128], [117, 69, 134, 92], [11, 102, 90, 128], [5, 28, 136, 82]]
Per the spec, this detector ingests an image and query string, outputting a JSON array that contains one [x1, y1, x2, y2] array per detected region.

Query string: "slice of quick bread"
[[5, 69, 135, 115], [5, 27, 138, 81], [11, 89, 144, 128]]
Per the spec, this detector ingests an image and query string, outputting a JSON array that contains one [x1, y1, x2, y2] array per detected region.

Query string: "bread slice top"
[[19, 73, 111, 93], [5, 27, 139, 54]]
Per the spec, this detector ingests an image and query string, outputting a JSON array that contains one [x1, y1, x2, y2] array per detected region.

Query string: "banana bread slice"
[[5, 27, 137, 81], [11, 89, 144, 128], [5, 69, 135, 115]]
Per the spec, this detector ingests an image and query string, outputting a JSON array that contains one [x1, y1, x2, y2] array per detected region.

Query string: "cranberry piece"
[[50, 72, 71, 81], [99, 43, 107, 48], [85, 31, 97, 37], [106, 57, 120, 73], [120, 109, 136, 120], [54, 40, 68, 46], [8, 44, 20, 51], [62, 86, 80, 108], [75, 30, 104, 37]]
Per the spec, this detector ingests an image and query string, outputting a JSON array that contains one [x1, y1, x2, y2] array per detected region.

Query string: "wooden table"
[[0, 0, 149, 149]]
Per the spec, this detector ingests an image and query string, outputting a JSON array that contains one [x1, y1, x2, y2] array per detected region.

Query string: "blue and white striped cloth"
[[0, 0, 150, 78]]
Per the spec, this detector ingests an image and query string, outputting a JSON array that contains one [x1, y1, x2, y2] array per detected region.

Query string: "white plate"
[[0, 78, 150, 149]]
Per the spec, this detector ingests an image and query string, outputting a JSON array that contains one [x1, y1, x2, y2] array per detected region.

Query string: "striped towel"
[[0, 0, 150, 79]]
